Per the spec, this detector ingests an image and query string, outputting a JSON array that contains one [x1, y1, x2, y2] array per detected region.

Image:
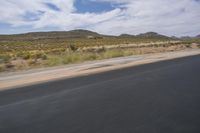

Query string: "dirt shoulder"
[[0, 49, 200, 91]]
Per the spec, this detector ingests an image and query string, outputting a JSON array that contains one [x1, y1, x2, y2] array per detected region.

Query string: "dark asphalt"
[[0, 55, 200, 133]]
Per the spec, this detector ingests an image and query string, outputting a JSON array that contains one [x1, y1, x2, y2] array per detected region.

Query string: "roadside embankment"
[[0, 49, 200, 90]]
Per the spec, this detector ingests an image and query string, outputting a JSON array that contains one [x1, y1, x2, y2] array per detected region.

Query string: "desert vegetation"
[[0, 30, 199, 72]]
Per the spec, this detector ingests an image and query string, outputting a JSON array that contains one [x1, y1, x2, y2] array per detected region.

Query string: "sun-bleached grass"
[[0, 42, 199, 72]]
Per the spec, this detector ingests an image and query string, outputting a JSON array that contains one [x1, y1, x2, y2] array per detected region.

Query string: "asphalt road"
[[0, 55, 200, 133]]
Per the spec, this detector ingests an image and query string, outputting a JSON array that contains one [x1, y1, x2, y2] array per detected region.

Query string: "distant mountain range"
[[179, 35, 200, 40], [119, 32, 172, 41], [195, 34, 200, 38], [0, 29, 199, 41]]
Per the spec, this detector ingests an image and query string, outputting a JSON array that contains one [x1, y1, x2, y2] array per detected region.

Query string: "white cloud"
[[0, 0, 200, 36]]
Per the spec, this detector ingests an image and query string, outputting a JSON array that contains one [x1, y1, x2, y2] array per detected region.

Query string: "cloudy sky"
[[0, 0, 200, 36]]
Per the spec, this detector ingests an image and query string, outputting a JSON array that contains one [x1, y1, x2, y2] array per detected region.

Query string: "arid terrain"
[[0, 30, 200, 72]]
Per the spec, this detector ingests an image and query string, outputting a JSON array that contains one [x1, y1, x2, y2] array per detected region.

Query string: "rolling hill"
[[0, 29, 103, 41], [0, 29, 175, 42], [136, 32, 170, 39]]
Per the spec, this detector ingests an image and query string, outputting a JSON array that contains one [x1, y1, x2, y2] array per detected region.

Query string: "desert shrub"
[[29, 51, 47, 60], [48, 48, 66, 54], [5, 63, 14, 69], [62, 53, 81, 64], [68, 44, 78, 52], [123, 50, 135, 56], [16, 52, 30, 60], [96, 47, 106, 53], [185, 44, 191, 48], [82, 53, 98, 61], [30, 52, 41, 59], [14, 63, 26, 70], [0, 64, 5, 72], [0, 54, 11, 63], [154, 44, 160, 47], [15, 51, 47, 60], [41, 54, 48, 60], [27, 59, 37, 66], [22, 52, 31, 60], [46, 56, 62, 66], [102, 49, 124, 59]]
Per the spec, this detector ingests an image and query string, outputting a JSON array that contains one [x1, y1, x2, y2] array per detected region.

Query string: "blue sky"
[[74, 0, 115, 13], [0, 0, 200, 36]]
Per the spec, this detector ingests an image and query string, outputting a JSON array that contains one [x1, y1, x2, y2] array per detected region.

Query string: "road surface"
[[0, 55, 200, 133]]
